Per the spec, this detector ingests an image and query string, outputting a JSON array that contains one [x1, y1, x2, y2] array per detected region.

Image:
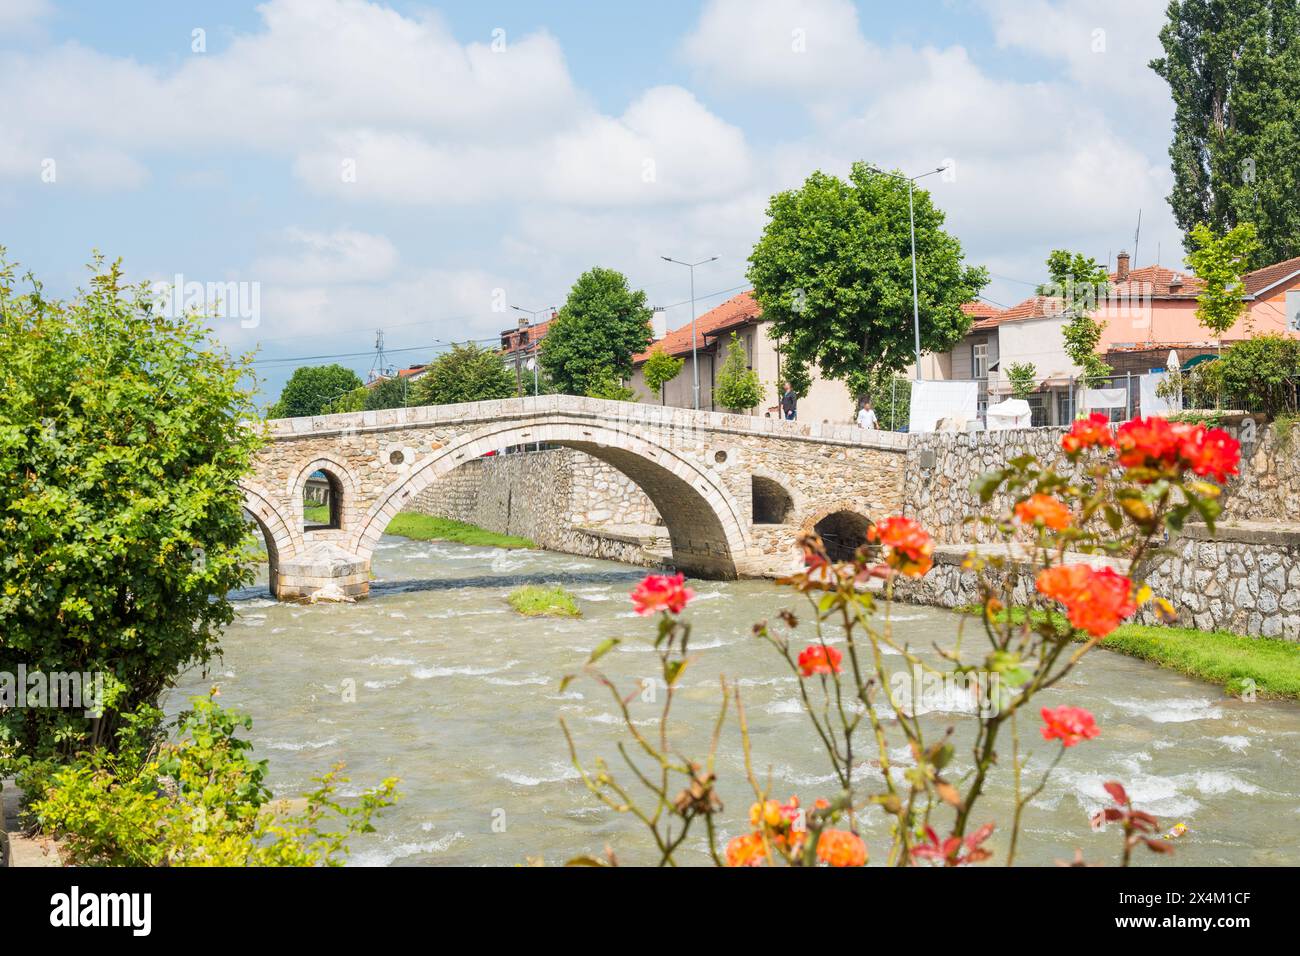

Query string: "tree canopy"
[[714, 332, 764, 412], [412, 342, 515, 405], [642, 346, 684, 403], [747, 162, 987, 399], [270, 364, 362, 418], [539, 267, 654, 397], [1186, 222, 1261, 339], [1151, 0, 1300, 263], [0, 252, 263, 759]]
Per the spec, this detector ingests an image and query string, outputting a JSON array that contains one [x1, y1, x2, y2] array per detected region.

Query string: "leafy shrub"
[[0, 253, 262, 762], [29, 695, 398, 866], [1218, 335, 1300, 418]]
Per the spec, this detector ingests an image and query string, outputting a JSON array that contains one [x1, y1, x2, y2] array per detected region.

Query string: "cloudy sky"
[[1, 0, 1181, 400]]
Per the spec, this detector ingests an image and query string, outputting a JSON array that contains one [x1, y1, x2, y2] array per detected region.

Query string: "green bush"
[[714, 332, 764, 412], [29, 695, 399, 866], [0, 252, 263, 762], [1219, 335, 1300, 418]]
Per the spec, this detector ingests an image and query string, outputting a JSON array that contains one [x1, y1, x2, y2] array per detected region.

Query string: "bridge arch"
[[353, 417, 751, 579], [289, 454, 360, 535], [240, 480, 298, 597], [800, 499, 877, 562]]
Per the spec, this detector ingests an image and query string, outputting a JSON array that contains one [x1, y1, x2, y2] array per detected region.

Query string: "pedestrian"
[[780, 382, 797, 421], [856, 399, 878, 430]]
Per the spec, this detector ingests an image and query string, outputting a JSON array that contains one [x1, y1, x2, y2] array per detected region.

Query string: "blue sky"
[[0, 0, 1181, 402]]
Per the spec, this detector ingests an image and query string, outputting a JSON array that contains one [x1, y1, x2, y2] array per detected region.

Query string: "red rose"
[[630, 573, 695, 615]]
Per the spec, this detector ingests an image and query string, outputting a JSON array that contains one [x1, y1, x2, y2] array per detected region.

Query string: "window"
[[972, 342, 988, 380], [744, 333, 754, 367]]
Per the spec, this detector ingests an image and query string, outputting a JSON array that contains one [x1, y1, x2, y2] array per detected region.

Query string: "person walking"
[[856, 399, 878, 430], [780, 382, 797, 421]]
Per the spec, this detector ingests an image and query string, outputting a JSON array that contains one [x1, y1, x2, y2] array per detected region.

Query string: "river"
[[171, 534, 1300, 867]]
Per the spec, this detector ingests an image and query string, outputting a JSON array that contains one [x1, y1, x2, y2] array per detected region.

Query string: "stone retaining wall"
[[903, 420, 1296, 540], [408, 447, 665, 566]]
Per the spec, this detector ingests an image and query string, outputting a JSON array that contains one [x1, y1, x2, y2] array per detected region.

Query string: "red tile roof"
[[1244, 255, 1300, 296], [635, 291, 762, 362], [1109, 264, 1203, 298]]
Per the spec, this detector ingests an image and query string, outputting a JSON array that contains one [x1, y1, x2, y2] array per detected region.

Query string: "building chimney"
[[517, 316, 529, 330], [1116, 250, 1130, 281]]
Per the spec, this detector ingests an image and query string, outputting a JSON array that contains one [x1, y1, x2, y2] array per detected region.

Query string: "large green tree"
[[1151, 0, 1300, 263], [269, 363, 362, 418], [412, 342, 515, 405], [0, 253, 263, 759], [747, 162, 988, 398], [540, 267, 654, 397]]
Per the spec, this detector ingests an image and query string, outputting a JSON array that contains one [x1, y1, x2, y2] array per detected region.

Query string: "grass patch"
[[384, 513, 535, 549], [507, 584, 581, 618], [958, 605, 1300, 700], [303, 503, 330, 524]]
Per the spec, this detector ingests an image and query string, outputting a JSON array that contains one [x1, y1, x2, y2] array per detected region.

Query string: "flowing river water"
[[172, 534, 1300, 867]]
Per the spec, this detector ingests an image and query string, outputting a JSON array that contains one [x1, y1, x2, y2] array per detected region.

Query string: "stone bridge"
[[242, 395, 908, 599]]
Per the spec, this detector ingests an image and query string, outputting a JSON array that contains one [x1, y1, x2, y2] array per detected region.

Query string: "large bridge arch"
[[353, 417, 751, 579], [240, 480, 298, 598]]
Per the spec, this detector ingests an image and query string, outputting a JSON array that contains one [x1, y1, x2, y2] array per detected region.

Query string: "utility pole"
[[866, 165, 948, 381], [661, 255, 718, 409]]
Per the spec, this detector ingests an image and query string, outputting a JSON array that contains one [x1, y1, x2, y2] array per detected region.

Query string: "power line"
[[248, 282, 753, 369]]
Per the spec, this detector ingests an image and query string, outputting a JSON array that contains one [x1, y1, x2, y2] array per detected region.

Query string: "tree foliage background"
[[1151, 0, 1300, 263], [0, 253, 263, 759], [747, 162, 987, 399], [413, 342, 515, 406], [270, 363, 362, 418], [540, 267, 653, 397]]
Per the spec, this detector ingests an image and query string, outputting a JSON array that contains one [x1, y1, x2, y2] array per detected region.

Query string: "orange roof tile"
[[635, 291, 762, 362], [1244, 255, 1300, 296]]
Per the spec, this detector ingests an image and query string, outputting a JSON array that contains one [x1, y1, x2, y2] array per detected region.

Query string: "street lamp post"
[[866, 165, 948, 382], [661, 255, 718, 410]]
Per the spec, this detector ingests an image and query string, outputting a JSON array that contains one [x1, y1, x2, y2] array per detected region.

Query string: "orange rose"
[[1015, 493, 1072, 531]]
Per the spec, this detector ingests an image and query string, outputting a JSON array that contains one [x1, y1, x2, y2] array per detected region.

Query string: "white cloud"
[[978, 0, 1169, 108], [682, 0, 881, 96], [0, 0, 52, 30], [0, 0, 752, 207], [253, 228, 400, 286]]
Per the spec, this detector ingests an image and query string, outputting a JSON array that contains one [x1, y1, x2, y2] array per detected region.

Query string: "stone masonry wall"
[[408, 447, 665, 565], [904, 421, 1294, 539], [899, 423, 1300, 640]]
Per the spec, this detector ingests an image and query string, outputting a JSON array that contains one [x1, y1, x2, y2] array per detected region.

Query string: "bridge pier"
[[274, 543, 370, 602]]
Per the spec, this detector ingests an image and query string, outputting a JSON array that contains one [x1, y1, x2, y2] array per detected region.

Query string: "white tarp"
[[1140, 371, 1175, 416], [1084, 387, 1127, 410], [909, 379, 979, 434], [986, 397, 1033, 430]]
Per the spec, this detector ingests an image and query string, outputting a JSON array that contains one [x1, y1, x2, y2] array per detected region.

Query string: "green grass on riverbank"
[[959, 606, 1300, 700], [507, 585, 581, 617], [385, 514, 535, 549]]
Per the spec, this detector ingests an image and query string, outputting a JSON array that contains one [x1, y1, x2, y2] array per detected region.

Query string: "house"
[[937, 298, 1083, 426], [1098, 249, 1300, 349], [935, 249, 1300, 426], [627, 292, 856, 423], [500, 312, 556, 396]]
